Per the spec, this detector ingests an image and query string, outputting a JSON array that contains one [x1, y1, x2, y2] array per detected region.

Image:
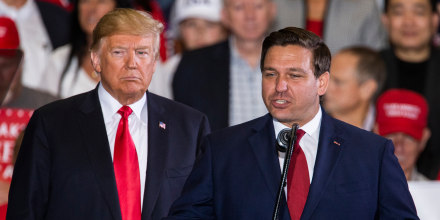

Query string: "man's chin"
[[271, 113, 294, 125]]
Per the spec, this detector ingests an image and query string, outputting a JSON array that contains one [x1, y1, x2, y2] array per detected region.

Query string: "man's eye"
[[264, 72, 275, 77], [137, 51, 149, 56], [112, 50, 123, 55]]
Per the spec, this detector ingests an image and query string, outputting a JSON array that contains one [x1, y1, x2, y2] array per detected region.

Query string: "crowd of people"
[[1, 0, 440, 219]]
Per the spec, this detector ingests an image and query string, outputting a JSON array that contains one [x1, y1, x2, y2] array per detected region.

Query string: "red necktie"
[[287, 129, 309, 220], [114, 106, 141, 220]]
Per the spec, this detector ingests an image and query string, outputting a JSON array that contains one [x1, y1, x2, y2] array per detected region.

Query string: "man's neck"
[[404, 168, 412, 181], [233, 36, 263, 68], [332, 102, 370, 129], [2, 0, 27, 8], [394, 45, 431, 63]]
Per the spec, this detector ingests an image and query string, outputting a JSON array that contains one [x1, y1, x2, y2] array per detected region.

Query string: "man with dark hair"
[[172, 0, 276, 131], [165, 27, 417, 220], [381, 0, 440, 179], [324, 47, 386, 131]]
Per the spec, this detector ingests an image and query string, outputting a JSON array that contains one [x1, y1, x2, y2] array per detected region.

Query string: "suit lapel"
[[142, 92, 169, 219], [301, 111, 343, 219], [248, 115, 281, 201], [78, 88, 121, 220]]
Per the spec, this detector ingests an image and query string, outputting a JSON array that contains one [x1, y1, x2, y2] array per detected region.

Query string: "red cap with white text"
[[0, 17, 19, 56], [376, 89, 428, 140]]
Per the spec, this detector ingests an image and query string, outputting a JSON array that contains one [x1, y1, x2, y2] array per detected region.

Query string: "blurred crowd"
[[1, 0, 440, 217]]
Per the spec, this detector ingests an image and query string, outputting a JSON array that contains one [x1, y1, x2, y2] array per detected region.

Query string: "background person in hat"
[[0, 0, 71, 91], [0, 16, 57, 109], [375, 89, 431, 181], [148, 0, 228, 99], [0, 16, 57, 220]]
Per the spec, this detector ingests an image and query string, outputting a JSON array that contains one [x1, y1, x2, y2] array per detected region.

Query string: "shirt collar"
[[362, 103, 375, 131], [273, 107, 322, 140], [229, 36, 261, 70], [98, 83, 147, 123]]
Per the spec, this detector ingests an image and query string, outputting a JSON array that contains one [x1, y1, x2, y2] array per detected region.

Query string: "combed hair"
[[339, 46, 386, 100], [260, 27, 331, 78], [91, 8, 164, 58]]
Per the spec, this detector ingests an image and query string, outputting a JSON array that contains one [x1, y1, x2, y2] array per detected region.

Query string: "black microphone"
[[276, 128, 292, 152], [273, 124, 299, 220]]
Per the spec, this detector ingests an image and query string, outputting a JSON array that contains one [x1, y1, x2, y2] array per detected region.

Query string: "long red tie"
[[114, 106, 141, 220], [287, 129, 309, 220]]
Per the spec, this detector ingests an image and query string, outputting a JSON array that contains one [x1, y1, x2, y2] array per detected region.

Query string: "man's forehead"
[[225, 0, 268, 6], [389, 0, 432, 10], [104, 34, 154, 48], [386, 132, 417, 141]]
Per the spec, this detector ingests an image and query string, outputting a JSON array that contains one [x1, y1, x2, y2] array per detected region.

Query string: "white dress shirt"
[[98, 84, 148, 209], [274, 107, 322, 184]]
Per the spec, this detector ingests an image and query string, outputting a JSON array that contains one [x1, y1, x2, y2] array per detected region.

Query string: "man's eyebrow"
[[110, 46, 127, 50], [262, 67, 307, 74], [287, 67, 307, 74], [390, 3, 403, 10], [135, 46, 151, 50], [262, 67, 277, 72], [413, 2, 429, 11]]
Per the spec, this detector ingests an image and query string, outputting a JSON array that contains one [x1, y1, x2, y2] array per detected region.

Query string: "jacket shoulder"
[[36, 91, 91, 115], [328, 116, 390, 149], [148, 92, 208, 120]]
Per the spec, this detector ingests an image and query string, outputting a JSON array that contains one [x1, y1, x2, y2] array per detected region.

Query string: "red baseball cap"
[[376, 89, 428, 140], [0, 16, 20, 56]]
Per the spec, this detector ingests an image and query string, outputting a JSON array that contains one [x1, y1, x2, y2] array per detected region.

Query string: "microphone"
[[273, 124, 299, 220], [276, 128, 292, 152]]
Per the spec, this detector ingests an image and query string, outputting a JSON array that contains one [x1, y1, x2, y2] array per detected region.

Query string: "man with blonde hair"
[[7, 8, 210, 220]]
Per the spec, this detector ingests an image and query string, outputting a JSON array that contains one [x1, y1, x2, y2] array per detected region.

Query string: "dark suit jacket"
[[7, 88, 210, 220], [36, 0, 71, 50], [380, 48, 440, 179], [173, 40, 230, 131], [166, 111, 418, 219]]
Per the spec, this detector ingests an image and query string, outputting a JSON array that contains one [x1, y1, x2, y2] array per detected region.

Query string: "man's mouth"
[[275, 100, 287, 104]]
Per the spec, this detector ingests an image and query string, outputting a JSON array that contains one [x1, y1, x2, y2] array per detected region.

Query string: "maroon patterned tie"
[[287, 129, 309, 220], [114, 106, 141, 220]]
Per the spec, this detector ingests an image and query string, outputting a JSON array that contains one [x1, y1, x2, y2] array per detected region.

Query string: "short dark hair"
[[384, 0, 437, 13], [339, 46, 386, 100], [260, 27, 331, 78]]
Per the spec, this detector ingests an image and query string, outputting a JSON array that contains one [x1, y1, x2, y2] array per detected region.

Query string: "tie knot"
[[296, 129, 306, 142], [118, 106, 133, 119]]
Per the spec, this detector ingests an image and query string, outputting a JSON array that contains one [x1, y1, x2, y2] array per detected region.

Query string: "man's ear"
[[220, 7, 230, 29], [317, 71, 330, 96], [381, 14, 390, 32], [268, 0, 277, 23], [431, 13, 439, 35], [360, 79, 378, 102], [90, 51, 101, 73], [419, 128, 431, 153]]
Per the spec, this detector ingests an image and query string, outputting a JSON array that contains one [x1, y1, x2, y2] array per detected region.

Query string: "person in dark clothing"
[[381, 0, 440, 179]]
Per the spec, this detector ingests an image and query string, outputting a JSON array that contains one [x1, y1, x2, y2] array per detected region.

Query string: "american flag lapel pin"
[[159, 121, 166, 130]]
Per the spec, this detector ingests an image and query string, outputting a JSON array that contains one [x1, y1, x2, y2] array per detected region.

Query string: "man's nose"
[[126, 52, 137, 69], [275, 77, 288, 92], [244, 5, 257, 20]]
